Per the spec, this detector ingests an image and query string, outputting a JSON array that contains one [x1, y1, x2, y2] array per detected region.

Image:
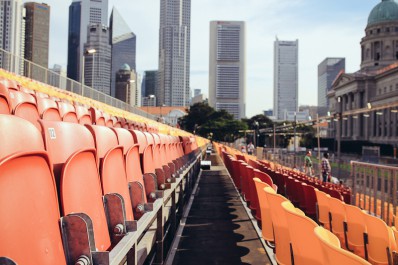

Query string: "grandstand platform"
[[169, 154, 271, 265]]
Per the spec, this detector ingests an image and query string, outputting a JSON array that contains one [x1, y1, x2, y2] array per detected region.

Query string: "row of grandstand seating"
[[0, 78, 158, 132], [0, 74, 203, 264], [216, 143, 398, 265]]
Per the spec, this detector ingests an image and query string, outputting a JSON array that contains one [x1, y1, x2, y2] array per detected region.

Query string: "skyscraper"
[[67, 0, 108, 82], [158, 0, 191, 106], [142, 70, 158, 98], [317, 58, 345, 116], [109, 7, 136, 97], [0, 0, 24, 74], [83, 24, 111, 95], [24, 2, 50, 81], [274, 38, 299, 120], [209, 21, 246, 119]]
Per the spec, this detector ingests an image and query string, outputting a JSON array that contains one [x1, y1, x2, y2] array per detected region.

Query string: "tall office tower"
[[158, 0, 191, 106], [193, 88, 201, 97], [24, 2, 50, 81], [317, 58, 345, 116], [109, 7, 136, 97], [0, 0, 24, 74], [209, 21, 246, 119], [83, 24, 112, 95], [49, 64, 67, 89], [142, 70, 158, 97], [67, 0, 108, 82], [273, 38, 299, 120], [115, 65, 141, 106]]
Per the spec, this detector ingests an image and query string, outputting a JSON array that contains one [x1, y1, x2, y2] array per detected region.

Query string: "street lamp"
[[81, 48, 96, 96], [253, 121, 259, 150]]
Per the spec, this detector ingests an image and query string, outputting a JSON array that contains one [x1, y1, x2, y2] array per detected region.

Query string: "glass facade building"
[[109, 7, 136, 97]]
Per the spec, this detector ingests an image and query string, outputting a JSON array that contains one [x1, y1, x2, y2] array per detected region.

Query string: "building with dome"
[[115, 63, 141, 106], [328, 0, 398, 150]]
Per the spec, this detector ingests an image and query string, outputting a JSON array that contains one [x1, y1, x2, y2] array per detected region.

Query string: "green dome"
[[120, 63, 131, 71], [368, 0, 398, 26]]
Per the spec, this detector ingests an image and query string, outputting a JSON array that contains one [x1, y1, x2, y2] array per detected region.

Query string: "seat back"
[[36, 97, 62, 121], [0, 82, 11, 114], [314, 226, 371, 265], [253, 178, 273, 242], [264, 187, 291, 265], [0, 115, 66, 264], [364, 213, 397, 264], [329, 196, 346, 241], [315, 189, 331, 228], [86, 125, 134, 221], [9, 90, 41, 130], [40, 120, 111, 251], [344, 203, 367, 255], [57, 101, 78, 123], [75, 105, 92, 125], [302, 184, 317, 218], [282, 201, 322, 265]]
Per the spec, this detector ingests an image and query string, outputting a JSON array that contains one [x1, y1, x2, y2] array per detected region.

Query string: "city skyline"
[[24, 0, 380, 117]]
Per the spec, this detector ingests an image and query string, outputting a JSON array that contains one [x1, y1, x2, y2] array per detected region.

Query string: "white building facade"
[[209, 21, 246, 119], [273, 38, 299, 120]]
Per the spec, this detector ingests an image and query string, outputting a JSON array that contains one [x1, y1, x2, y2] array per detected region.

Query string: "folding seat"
[[75, 105, 92, 125], [57, 101, 78, 123], [315, 189, 331, 229], [0, 115, 66, 264], [301, 183, 317, 219], [295, 180, 307, 211], [36, 96, 62, 121], [328, 188, 343, 200], [285, 177, 297, 203], [314, 227, 371, 265], [363, 212, 397, 265], [20, 87, 36, 95], [0, 82, 11, 114], [328, 196, 347, 245], [150, 132, 173, 188], [40, 120, 115, 253], [245, 166, 257, 211], [89, 107, 105, 125], [231, 159, 242, 189], [112, 128, 158, 216], [86, 125, 135, 224], [264, 187, 291, 265], [281, 201, 323, 265], [9, 90, 41, 131], [344, 204, 367, 257], [253, 178, 274, 246], [1, 78, 20, 91], [238, 162, 250, 201], [253, 169, 274, 188]]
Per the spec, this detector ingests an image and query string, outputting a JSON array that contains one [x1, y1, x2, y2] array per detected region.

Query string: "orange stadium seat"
[[0, 115, 66, 264], [344, 204, 367, 257], [282, 201, 323, 265], [254, 178, 274, 245], [9, 90, 41, 131], [315, 189, 331, 229], [314, 226, 371, 265], [57, 101, 78, 123], [86, 125, 135, 224], [36, 97, 62, 121], [0, 82, 11, 114], [265, 186, 291, 265], [328, 196, 347, 245], [75, 104, 92, 125], [40, 120, 112, 251]]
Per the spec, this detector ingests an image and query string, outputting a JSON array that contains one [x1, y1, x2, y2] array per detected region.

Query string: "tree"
[[178, 103, 248, 142]]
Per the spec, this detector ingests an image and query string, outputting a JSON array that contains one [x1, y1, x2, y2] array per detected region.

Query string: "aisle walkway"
[[170, 154, 271, 265]]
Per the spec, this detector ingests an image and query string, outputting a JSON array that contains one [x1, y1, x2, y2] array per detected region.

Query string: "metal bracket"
[[104, 193, 127, 241]]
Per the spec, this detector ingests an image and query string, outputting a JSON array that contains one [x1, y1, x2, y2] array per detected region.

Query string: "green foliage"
[[178, 102, 247, 142]]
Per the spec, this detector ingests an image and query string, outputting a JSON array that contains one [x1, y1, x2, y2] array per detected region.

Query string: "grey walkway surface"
[[172, 154, 272, 265]]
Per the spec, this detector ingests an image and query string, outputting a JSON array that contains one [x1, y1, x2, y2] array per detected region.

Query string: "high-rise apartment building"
[[83, 24, 111, 95], [158, 0, 191, 106], [274, 38, 299, 120], [109, 7, 136, 97], [209, 21, 246, 119], [142, 70, 158, 98], [317, 58, 345, 116], [24, 2, 50, 81], [67, 0, 108, 82], [0, 0, 25, 74]]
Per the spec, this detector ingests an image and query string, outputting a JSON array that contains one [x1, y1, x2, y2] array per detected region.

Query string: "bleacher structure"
[[0, 69, 207, 265], [1, 67, 398, 265], [215, 142, 398, 265]]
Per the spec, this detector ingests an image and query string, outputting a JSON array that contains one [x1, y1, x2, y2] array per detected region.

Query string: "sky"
[[31, 0, 381, 117]]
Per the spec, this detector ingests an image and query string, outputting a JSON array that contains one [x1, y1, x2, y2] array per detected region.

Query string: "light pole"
[[293, 111, 297, 168], [81, 48, 96, 96]]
